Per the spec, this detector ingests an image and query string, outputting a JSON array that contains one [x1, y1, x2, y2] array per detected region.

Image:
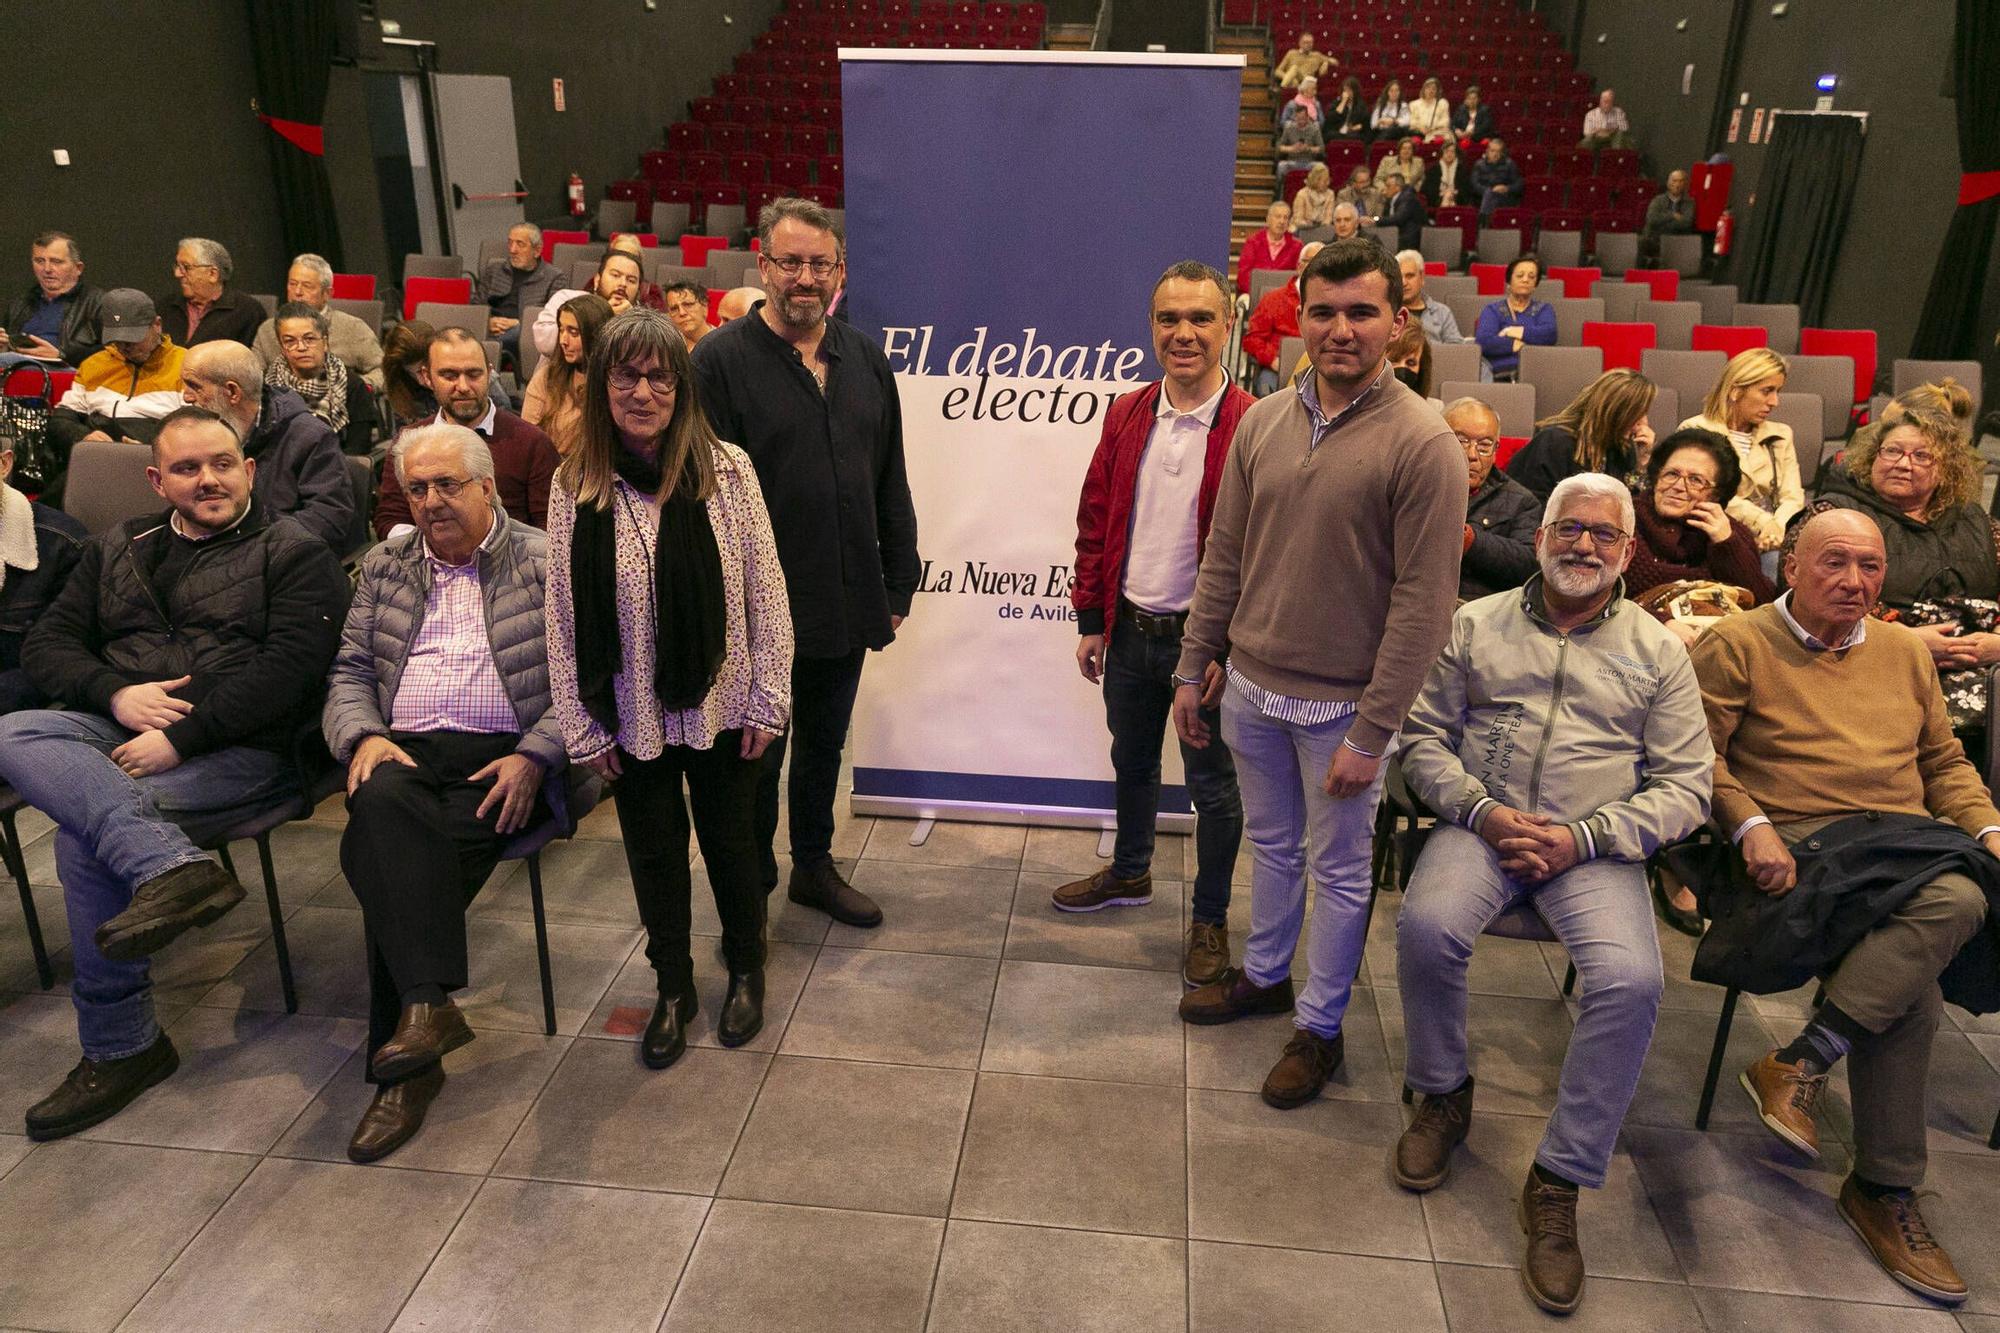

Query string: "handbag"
[[1885, 595, 2000, 734], [1634, 579, 1754, 631], [0, 363, 55, 493]]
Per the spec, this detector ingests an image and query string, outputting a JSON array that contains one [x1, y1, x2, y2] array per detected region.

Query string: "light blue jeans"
[[0, 710, 295, 1059], [1397, 823, 1663, 1188], [1222, 680, 1387, 1040]]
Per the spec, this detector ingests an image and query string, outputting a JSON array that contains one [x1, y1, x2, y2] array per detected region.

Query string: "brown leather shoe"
[[1178, 966, 1295, 1025], [1182, 922, 1230, 988], [96, 860, 246, 962], [1519, 1169, 1585, 1314], [1393, 1076, 1475, 1192], [1052, 868, 1152, 912], [369, 1000, 474, 1083], [788, 861, 883, 928], [1837, 1175, 1967, 1305], [1740, 1049, 1827, 1159], [1261, 1029, 1343, 1109], [347, 1065, 446, 1164]]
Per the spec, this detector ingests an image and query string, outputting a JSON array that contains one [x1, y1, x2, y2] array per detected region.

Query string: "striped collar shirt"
[[389, 520, 518, 736]]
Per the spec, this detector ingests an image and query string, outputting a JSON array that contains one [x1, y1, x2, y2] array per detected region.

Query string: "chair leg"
[[0, 810, 53, 990], [216, 844, 238, 879], [1694, 986, 1740, 1130], [527, 852, 556, 1036], [255, 834, 297, 1014], [1562, 961, 1577, 997], [1990, 1104, 1999, 1152]]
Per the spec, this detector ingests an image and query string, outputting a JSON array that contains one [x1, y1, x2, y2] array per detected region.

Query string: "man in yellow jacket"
[[41, 289, 185, 502]]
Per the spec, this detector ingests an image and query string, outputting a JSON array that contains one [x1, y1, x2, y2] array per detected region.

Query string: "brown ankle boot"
[[1519, 1168, 1585, 1314], [1392, 1077, 1474, 1192], [1260, 1030, 1343, 1109]]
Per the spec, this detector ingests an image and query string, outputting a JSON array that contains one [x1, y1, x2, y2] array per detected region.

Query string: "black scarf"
[[570, 443, 727, 731]]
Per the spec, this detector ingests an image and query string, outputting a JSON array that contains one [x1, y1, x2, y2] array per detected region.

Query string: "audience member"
[[1380, 171, 1427, 252], [0, 406, 346, 1142], [1173, 240, 1464, 1112], [262, 302, 362, 451], [1453, 85, 1495, 144], [475, 223, 563, 361], [160, 238, 263, 349], [1471, 139, 1522, 220], [1626, 427, 1775, 644], [46, 291, 186, 473], [1448, 397, 1540, 599], [1882, 377, 1976, 444], [1323, 77, 1368, 141], [1396, 471, 1711, 1315], [1273, 31, 1334, 90], [1507, 367, 1656, 500], [1377, 138, 1428, 198], [714, 286, 762, 323], [1472, 255, 1556, 381], [522, 293, 611, 458], [380, 321, 510, 430], [1063, 261, 1249, 987], [693, 197, 920, 929], [1409, 79, 1453, 142], [1329, 202, 1362, 241], [547, 309, 791, 1068], [1397, 250, 1465, 344], [326, 422, 567, 1161], [1387, 321, 1433, 399], [1692, 508, 1994, 1306], [1336, 166, 1385, 222], [607, 233, 670, 311], [1580, 89, 1634, 150], [1243, 242, 1324, 395], [1641, 170, 1697, 265], [1292, 164, 1336, 232], [252, 253, 384, 389], [0, 434, 86, 714], [663, 281, 714, 350], [1276, 103, 1325, 178], [1, 231, 101, 367], [1236, 201, 1302, 296], [1426, 140, 1471, 211], [1368, 78, 1410, 147], [374, 329, 558, 537], [1284, 76, 1323, 130], [1681, 348, 1799, 575], [532, 250, 646, 356]]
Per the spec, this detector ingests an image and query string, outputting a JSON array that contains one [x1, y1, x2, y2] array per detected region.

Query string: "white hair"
[[509, 221, 544, 250], [393, 421, 496, 484], [290, 253, 334, 293], [1543, 472, 1635, 534], [178, 236, 233, 282], [1394, 249, 1424, 268], [1332, 202, 1360, 220], [1443, 396, 1499, 428]]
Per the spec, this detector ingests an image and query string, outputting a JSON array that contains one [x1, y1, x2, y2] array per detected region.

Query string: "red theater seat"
[[1468, 262, 1506, 295], [1691, 324, 1768, 358], [1546, 265, 1601, 299], [1799, 327, 1879, 418], [540, 229, 587, 263], [1622, 268, 1679, 301], [1582, 320, 1656, 371], [402, 276, 471, 321], [330, 273, 376, 300]]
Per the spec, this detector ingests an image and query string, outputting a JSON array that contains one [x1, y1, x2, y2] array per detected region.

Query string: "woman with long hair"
[[1505, 367, 1657, 501], [1324, 76, 1368, 140], [1368, 77, 1410, 149], [1425, 139, 1470, 211], [1375, 136, 1427, 197], [522, 293, 612, 456], [545, 309, 792, 1070]]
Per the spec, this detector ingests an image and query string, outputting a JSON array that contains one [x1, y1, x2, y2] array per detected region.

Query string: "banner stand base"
[[850, 794, 1195, 834]]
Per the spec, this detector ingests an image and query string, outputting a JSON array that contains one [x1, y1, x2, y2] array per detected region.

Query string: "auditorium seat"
[[1646, 385, 1681, 442], [1786, 354, 1859, 443], [1769, 392, 1827, 488], [1593, 231, 1638, 275], [1691, 324, 1766, 358], [681, 234, 731, 267], [1581, 321, 1655, 371], [1441, 379, 1535, 436], [1468, 262, 1506, 295], [1637, 300, 1700, 351], [1248, 267, 1290, 309], [1731, 302, 1800, 355], [1641, 349, 1727, 419], [1659, 233, 1705, 278], [1545, 265, 1600, 299], [1622, 269, 1679, 302], [1443, 293, 1490, 339], [411, 302, 490, 341], [1537, 230, 1585, 269], [539, 229, 588, 262], [705, 202, 749, 242], [652, 202, 693, 242], [550, 242, 607, 274], [1429, 340, 1481, 385], [1799, 329, 1878, 419], [1434, 206, 1479, 254], [1426, 275, 1479, 302], [403, 255, 467, 283], [402, 275, 471, 320], [1519, 345, 1605, 416], [1548, 296, 1605, 345], [329, 298, 383, 334], [330, 273, 377, 301], [1893, 358, 1982, 411]]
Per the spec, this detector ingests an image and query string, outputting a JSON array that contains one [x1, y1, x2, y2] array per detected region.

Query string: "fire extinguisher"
[[1713, 207, 1734, 257], [567, 172, 586, 218]]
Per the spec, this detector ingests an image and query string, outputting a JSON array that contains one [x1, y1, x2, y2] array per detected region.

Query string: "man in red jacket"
[[1059, 260, 1253, 988], [1242, 240, 1323, 397]]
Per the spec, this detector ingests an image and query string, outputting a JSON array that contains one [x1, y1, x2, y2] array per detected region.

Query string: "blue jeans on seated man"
[[1103, 618, 1242, 925], [1222, 679, 1387, 1038], [1251, 366, 1280, 397], [1396, 822, 1663, 1189], [0, 710, 297, 1061]]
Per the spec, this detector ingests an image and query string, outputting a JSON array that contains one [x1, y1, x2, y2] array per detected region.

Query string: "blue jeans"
[[1221, 680, 1386, 1036], [1102, 619, 1242, 924], [0, 710, 296, 1059], [1251, 367, 1280, 397], [1397, 823, 1663, 1188]]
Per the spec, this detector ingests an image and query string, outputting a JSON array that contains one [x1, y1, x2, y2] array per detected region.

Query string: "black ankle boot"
[[642, 985, 697, 1070], [718, 970, 766, 1047]]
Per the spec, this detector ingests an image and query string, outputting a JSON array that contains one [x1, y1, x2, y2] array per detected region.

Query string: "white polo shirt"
[[1120, 380, 1225, 615]]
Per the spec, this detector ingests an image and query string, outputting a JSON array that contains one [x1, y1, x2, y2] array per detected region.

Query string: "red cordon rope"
[[258, 114, 325, 157]]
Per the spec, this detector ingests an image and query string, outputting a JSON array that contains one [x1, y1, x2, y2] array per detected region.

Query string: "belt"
[[1119, 598, 1188, 638]]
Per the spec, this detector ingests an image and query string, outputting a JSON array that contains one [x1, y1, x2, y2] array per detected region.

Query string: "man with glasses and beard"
[[691, 197, 919, 929], [1390, 472, 1712, 1316]]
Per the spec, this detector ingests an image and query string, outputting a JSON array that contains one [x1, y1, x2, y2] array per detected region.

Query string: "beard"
[[1539, 549, 1619, 600], [772, 285, 827, 329]]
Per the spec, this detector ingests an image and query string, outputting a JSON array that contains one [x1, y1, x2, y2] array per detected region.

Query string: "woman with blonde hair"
[[1504, 368, 1657, 501], [1292, 163, 1336, 231], [1408, 77, 1452, 142], [1881, 376, 1976, 443], [1680, 346, 1799, 574], [545, 308, 792, 1069]]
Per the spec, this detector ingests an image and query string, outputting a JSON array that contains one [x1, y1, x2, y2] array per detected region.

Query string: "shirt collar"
[[1155, 378, 1227, 427], [1775, 591, 1866, 651], [437, 402, 498, 435], [1293, 359, 1390, 448], [169, 498, 254, 542]]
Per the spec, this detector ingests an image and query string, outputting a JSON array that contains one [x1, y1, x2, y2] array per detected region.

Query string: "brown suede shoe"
[[1740, 1049, 1828, 1159], [96, 860, 246, 962], [1519, 1169, 1585, 1315], [1178, 966, 1295, 1025], [1393, 1077, 1475, 1192], [1261, 1030, 1343, 1109], [347, 1065, 446, 1164], [1837, 1175, 1968, 1305], [1182, 922, 1230, 988], [1051, 868, 1153, 912], [369, 1001, 474, 1083]]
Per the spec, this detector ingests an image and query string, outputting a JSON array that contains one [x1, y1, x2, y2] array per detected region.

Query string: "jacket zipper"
[[1525, 633, 1568, 812]]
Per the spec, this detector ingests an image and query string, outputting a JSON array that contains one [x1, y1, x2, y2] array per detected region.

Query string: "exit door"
[[432, 74, 526, 260]]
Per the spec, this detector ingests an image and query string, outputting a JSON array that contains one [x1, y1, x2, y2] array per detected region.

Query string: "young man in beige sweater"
[[1170, 238, 1466, 1110]]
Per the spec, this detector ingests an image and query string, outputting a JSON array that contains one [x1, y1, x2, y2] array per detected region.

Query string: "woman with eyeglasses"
[[1681, 348, 1798, 579], [1624, 428, 1773, 640], [264, 301, 365, 451], [522, 293, 612, 457], [545, 308, 792, 1071]]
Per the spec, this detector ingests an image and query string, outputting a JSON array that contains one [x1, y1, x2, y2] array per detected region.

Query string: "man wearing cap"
[[41, 289, 188, 500]]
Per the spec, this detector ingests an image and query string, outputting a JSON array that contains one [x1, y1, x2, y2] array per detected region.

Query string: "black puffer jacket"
[[1461, 468, 1541, 599], [22, 499, 350, 756], [247, 388, 357, 552]]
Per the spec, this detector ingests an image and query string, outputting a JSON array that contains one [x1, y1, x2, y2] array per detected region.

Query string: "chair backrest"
[[1426, 275, 1479, 302], [652, 201, 693, 241], [1581, 320, 1655, 371], [402, 276, 472, 321], [1659, 233, 1705, 278], [550, 242, 607, 274], [597, 197, 638, 235], [329, 298, 384, 334], [1645, 384, 1680, 442], [1593, 231, 1637, 275], [1798, 328, 1878, 408], [680, 234, 730, 267], [1732, 302, 1799, 354], [1474, 229, 1523, 265], [1639, 348, 1727, 419], [1785, 354, 1857, 442], [250, 293, 278, 317], [1419, 226, 1464, 267], [343, 455, 374, 561], [1371, 226, 1401, 254], [705, 203, 749, 240], [539, 228, 588, 262], [1690, 324, 1765, 358], [412, 301, 489, 340], [1445, 293, 1490, 341], [62, 439, 158, 535], [1277, 336, 1304, 380], [1519, 345, 1605, 416], [1537, 230, 1584, 268], [518, 303, 545, 390], [1768, 391, 1825, 486], [1249, 266, 1291, 310], [330, 273, 377, 301], [1440, 379, 1535, 436], [477, 237, 508, 272], [404, 254, 467, 283], [1545, 265, 1601, 300], [652, 263, 708, 289], [1467, 262, 1506, 296], [1691, 283, 1737, 326], [570, 258, 599, 289], [1623, 268, 1679, 302], [1597, 281, 1643, 323], [1892, 358, 1981, 406], [702, 248, 758, 291], [1548, 296, 1604, 346], [1637, 299, 1700, 351], [1429, 340, 1481, 385]]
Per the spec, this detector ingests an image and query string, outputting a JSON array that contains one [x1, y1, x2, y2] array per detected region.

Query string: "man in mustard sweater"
[[1691, 509, 1996, 1307]]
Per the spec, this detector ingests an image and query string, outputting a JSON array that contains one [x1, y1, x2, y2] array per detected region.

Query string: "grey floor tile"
[[1926, 1029, 2000, 1157], [766, 791, 874, 862], [1433, 1262, 1706, 1330], [720, 1055, 973, 1216], [1187, 1240, 1449, 1332], [0, 992, 105, 1122], [1018, 824, 1113, 879], [823, 860, 1017, 957], [77, 1008, 362, 1154], [1623, 1003, 1852, 1141], [391, 1177, 708, 1333], [272, 1030, 569, 1174], [1185, 985, 1400, 1104], [120, 1156, 476, 1333], [582, 939, 817, 1054], [953, 1072, 1185, 1237], [662, 1199, 942, 1333], [981, 959, 1185, 1086], [0, 1135, 29, 1178], [689, 861, 832, 945], [458, 916, 641, 1036], [572, 797, 621, 842], [192, 904, 370, 1019], [493, 1040, 768, 1193], [1382, 992, 1575, 1119], [1948, 1002, 2000, 1038], [780, 947, 997, 1069], [144, 901, 280, 1009], [1971, 1032, 2000, 1077], [1958, 1314, 2000, 1331], [862, 818, 1026, 870], [0, 1140, 253, 1333], [1917, 1150, 2000, 1315], [1692, 1287, 1964, 1331], [1646, 925, 1733, 1015], [0, 879, 70, 994], [1006, 873, 1187, 973], [1187, 1089, 1429, 1258], [232, 821, 351, 911], [928, 1219, 1186, 1332], [469, 837, 647, 928]]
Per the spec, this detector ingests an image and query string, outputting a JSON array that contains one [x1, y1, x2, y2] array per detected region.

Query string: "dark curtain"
[[1911, 0, 2000, 358], [1735, 114, 1865, 329], [246, 0, 345, 268]]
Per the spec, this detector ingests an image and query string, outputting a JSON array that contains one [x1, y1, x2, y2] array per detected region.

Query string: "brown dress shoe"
[[369, 1001, 474, 1083], [96, 860, 246, 962], [1261, 1029, 1343, 1109], [1837, 1175, 1968, 1305], [1052, 868, 1152, 913], [1178, 966, 1295, 1025], [1182, 922, 1230, 988], [1393, 1077, 1475, 1192], [1519, 1169, 1585, 1314], [1740, 1049, 1828, 1159], [347, 1065, 446, 1164]]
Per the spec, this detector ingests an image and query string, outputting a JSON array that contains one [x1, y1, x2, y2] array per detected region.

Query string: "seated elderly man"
[[1449, 396, 1541, 599], [161, 238, 264, 349], [2, 230, 102, 367], [252, 253, 384, 389], [324, 422, 567, 1163], [474, 222, 563, 360], [1394, 472, 1713, 1315], [1691, 509, 1999, 1306], [1580, 89, 1634, 151], [180, 340, 355, 550], [0, 433, 87, 713], [1397, 250, 1464, 345], [0, 406, 347, 1141]]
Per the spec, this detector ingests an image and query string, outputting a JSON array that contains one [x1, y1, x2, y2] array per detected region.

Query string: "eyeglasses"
[[1546, 519, 1629, 547], [172, 261, 215, 276], [1656, 468, 1716, 495], [405, 477, 473, 501], [607, 366, 678, 394], [1878, 444, 1938, 468], [763, 254, 841, 278], [1453, 430, 1498, 457], [277, 333, 324, 350]]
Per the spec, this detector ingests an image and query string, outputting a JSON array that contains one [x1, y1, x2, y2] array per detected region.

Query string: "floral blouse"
[[545, 442, 792, 761]]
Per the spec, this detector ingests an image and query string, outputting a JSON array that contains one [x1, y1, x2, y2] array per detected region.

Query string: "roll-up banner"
[[840, 49, 1244, 828]]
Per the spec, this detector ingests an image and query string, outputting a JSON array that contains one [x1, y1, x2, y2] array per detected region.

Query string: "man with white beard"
[[1387, 471, 1713, 1316]]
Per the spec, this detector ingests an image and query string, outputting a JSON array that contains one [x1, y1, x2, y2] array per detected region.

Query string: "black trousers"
[[615, 734, 767, 996], [340, 730, 541, 1084], [756, 648, 868, 889]]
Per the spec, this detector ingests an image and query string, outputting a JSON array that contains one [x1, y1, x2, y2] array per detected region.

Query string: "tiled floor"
[[3, 794, 2000, 1331]]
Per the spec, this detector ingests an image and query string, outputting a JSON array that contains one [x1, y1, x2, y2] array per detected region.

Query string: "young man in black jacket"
[[0, 406, 348, 1142]]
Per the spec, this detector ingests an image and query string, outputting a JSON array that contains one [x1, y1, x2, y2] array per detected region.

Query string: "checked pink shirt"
[[389, 524, 519, 735]]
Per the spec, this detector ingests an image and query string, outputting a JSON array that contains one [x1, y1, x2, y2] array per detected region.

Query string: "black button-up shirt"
[[693, 302, 921, 658]]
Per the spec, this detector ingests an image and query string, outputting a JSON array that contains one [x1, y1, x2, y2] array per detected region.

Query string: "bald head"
[[180, 340, 266, 434], [1786, 508, 1885, 642], [716, 286, 762, 322], [1794, 508, 1882, 561]]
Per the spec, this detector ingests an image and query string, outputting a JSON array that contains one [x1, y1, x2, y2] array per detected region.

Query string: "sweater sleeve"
[[1473, 303, 1512, 361], [1577, 645, 1715, 861], [1174, 427, 1252, 680], [517, 422, 560, 530], [1688, 625, 1764, 833], [541, 486, 617, 763]]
